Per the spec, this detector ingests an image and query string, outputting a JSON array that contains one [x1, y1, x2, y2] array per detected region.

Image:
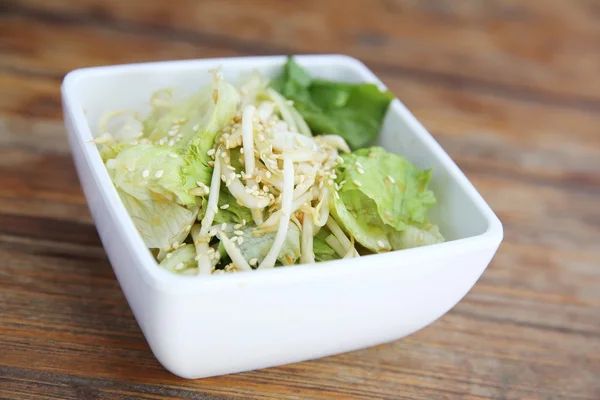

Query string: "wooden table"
[[2, 1, 599, 398]]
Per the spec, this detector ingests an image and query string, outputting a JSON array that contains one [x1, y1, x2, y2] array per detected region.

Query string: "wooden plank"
[[1, 0, 600, 398], [4, 0, 600, 103]]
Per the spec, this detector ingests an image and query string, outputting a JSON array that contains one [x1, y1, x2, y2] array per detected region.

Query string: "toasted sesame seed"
[[357, 167, 365, 174], [220, 204, 230, 209], [142, 169, 150, 178], [387, 175, 395, 183], [208, 161, 215, 167], [353, 179, 362, 187]]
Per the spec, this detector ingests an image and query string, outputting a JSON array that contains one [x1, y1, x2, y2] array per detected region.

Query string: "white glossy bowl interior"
[[61, 55, 503, 379]]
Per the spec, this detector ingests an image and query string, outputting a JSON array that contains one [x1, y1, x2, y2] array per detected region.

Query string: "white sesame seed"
[[175, 262, 184, 270], [167, 139, 175, 147], [387, 175, 396, 183], [192, 124, 200, 132], [231, 236, 238, 243], [336, 156, 344, 164], [212, 205, 219, 213], [266, 171, 272, 178], [240, 148, 244, 154], [220, 204, 230, 209], [355, 161, 364, 168], [258, 134, 265, 142], [328, 179, 334, 186], [185, 225, 191, 231], [234, 230, 244, 236], [357, 167, 365, 174], [172, 241, 180, 249], [142, 169, 149, 178], [238, 237, 244, 245], [207, 149, 216, 156], [169, 153, 178, 158], [166, 253, 173, 259], [155, 170, 164, 178], [249, 258, 258, 266], [353, 179, 362, 187], [221, 223, 227, 231], [242, 219, 247, 225], [221, 152, 227, 158], [377, 240, 385, 249], [234, 224, 242, 229]]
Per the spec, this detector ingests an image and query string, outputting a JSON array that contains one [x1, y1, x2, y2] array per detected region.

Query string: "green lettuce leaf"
[[107, 136, 217, 207], [160, 244, 197, 273], [271, 57, 393, 149], [212, 189, 254, 225], [219, 223, 301, 266], [388, 223, 444, 250], [332, 147, 441, 252], [118, 190, 197, 251], [313, 228, 340, 262], [147, 75, 240, 148]]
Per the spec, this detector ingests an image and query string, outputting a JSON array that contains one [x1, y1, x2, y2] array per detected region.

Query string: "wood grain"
[[1, 0, 599, 399]]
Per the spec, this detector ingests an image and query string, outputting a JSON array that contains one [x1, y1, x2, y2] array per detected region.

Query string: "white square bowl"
[[61, 55, 503, 379]]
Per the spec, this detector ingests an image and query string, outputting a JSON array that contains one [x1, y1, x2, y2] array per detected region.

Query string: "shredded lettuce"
[[118, 190, 197, 251], [160, 244, 197, 272], [212, 189, 253, 225], [240, 222, 301, 266], [271, 57, 393, 149], [146, 74, 240, 148], [313, 228, 340, 262], [389, 223, 445, 250]]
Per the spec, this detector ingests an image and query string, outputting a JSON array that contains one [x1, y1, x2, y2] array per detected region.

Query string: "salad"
[[95, 57, 444, 275]]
